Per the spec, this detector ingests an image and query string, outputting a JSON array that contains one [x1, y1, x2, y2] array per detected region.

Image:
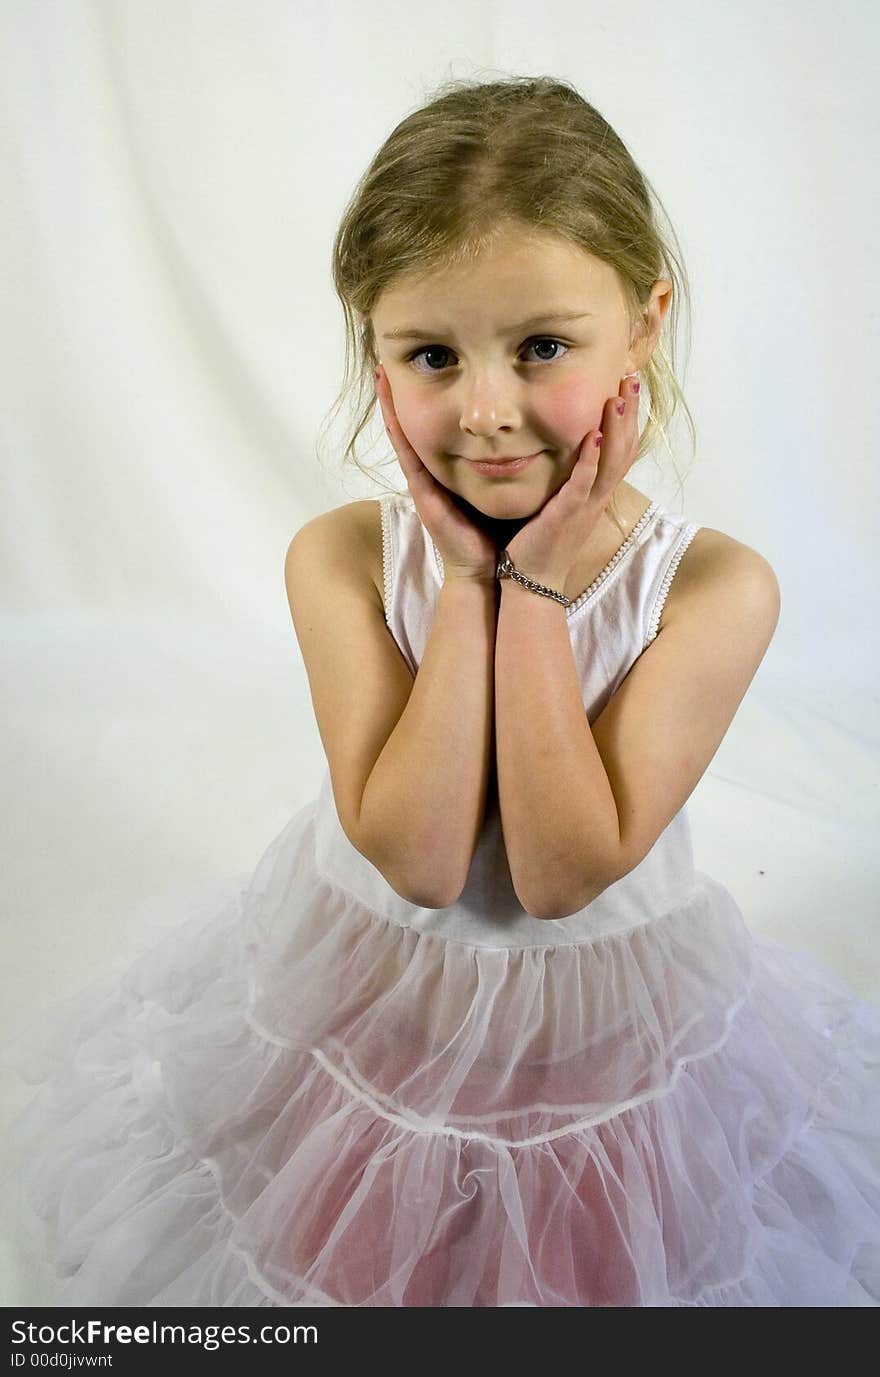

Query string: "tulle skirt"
[[3, 794, 880, 1307]]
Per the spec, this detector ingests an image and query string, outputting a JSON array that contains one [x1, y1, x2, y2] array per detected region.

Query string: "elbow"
[[357, 846, 463, 909], [350, 816, 466, 910], [390, 874, 465, 910], [377, 855, 466, 910], [516, 868, 619, 921]]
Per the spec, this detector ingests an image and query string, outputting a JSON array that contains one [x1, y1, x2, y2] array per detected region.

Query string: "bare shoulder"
[[285, 499, 384, 610], [660, 525, 781, 637]]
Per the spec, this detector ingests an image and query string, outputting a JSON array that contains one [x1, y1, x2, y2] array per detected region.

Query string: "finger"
[[602, 386, 641, 449], [374, 369, 441, 497], [374, 368, 422, 478], [568, 398, 626, 504], [566, 432, 603, 502], [606, 390, 630, 425], [597, 388, 639, 477], [617, 380, 641, 451], [614, 377, 641, 455], [374, 367, 413, 460], [539, 434, 599, 525]]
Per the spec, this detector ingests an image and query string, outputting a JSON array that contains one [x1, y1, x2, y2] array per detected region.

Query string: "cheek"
[[388, 396, 443, 459], [542, 381, 603, 440], [393, 390, 438, 446]]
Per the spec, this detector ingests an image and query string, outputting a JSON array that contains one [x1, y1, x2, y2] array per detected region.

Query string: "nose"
[[458, 367, 520, 437]]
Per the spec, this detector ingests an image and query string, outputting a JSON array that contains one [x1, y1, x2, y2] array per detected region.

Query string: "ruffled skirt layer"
[[3, 797, 880, 1307]]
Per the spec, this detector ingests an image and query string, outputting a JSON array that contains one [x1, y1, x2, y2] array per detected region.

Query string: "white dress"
[[3, 492, 880, 1307]]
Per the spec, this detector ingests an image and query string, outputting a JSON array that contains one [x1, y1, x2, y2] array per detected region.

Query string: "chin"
[[483, 499, 544, 526], [471, 476, 560, 512], [447, 487, 545, 541]]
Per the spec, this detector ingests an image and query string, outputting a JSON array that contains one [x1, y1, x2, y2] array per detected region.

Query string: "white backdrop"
[[2, 0, 879, 1300]]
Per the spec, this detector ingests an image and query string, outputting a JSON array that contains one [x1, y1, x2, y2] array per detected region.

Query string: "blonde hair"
[[320, 73, 696, 535]]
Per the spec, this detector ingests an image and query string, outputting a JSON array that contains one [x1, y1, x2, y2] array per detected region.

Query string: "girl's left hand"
[[503, 377, 641, 591]]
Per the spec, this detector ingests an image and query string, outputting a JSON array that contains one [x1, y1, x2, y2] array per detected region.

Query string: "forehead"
[[374, 229, 621, 320]]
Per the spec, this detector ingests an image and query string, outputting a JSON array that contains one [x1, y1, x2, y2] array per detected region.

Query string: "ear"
[[628, 279, 672, 372]]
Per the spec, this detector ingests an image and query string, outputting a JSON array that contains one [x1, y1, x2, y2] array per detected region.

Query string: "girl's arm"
[[494, 580, 619, 919], [357, 575, 497, 908], [495, 538, 780, 920], [286, 504, 496, 911]]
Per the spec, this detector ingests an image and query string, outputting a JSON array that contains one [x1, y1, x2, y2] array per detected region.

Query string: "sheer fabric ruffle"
[[3, 799, 880, 1307]]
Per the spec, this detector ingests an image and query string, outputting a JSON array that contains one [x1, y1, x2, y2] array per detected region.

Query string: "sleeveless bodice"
[[312, 493, 701, 949]]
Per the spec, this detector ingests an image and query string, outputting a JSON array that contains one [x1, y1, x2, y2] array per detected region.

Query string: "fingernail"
[[616, 401, 625, 415], [632, 380, 640, 394]]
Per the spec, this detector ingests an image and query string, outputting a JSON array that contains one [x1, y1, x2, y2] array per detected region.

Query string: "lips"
[[464, 452, 542, 476], [467, 455, 537, 464]]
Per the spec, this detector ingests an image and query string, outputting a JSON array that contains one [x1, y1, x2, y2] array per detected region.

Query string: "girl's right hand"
[[375, 365, 500, 585]]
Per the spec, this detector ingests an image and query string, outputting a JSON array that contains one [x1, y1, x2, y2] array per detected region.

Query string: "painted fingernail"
[[616, 401, 625, 415], [631, 380, 640, 394], [594, 432, 603, 446]]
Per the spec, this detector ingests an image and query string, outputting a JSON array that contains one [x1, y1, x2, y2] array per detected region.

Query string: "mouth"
[[463, 452, 543, 477]]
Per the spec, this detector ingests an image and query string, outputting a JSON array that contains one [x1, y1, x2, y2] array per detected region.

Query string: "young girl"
[[5, 74, 880, 1308]]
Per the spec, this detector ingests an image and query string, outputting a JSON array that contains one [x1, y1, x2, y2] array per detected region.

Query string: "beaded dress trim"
[[380, 498, 395, 627], [645, 524, 701, 647]]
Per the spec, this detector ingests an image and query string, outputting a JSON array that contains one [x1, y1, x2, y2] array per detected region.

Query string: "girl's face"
[[369, 225, 657, 523]]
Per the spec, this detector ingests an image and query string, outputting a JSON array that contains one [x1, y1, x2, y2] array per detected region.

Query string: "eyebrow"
[[380, 310, 595, 341]]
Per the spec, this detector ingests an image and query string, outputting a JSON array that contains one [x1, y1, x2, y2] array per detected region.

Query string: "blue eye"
[[407, 337, 569, 373]]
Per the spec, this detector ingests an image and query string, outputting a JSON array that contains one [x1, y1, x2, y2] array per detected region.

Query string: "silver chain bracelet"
[[496, 549, 571, 607]]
